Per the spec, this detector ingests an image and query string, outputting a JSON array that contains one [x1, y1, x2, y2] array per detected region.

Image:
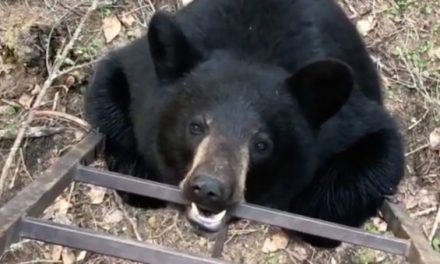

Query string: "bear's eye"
[[255, 141, 268, 152], [251, 134, 273, 159], [189, 122, 205, 135]]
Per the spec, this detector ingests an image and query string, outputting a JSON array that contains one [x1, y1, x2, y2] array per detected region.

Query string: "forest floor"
[[0, 0, 439, 263]]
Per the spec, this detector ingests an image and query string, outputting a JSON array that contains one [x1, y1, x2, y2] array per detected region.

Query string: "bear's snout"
[[188, 174, 232, 206]]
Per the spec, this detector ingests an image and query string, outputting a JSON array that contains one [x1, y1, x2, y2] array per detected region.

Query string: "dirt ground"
[[0, 0, 439, 263]]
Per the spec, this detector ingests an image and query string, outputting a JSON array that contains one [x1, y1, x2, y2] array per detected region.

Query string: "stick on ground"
[[0, 0, 99, 198]]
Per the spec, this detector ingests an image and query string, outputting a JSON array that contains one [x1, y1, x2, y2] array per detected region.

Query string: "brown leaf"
[[119, 13, 136, 27], [62, 248, 76, 264], [262, 232, 289, 253], [356, 16, 375, 36], [429, 128, 440, 150], [102, 16, 122, 43], [18, 93, 34, 109], [87, 185, 107, 204]]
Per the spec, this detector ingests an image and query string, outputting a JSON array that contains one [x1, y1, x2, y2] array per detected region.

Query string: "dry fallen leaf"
[[429, 128, 440, 150], [18, 93, 34, 109], [87, 185, 107, 204], [65, 75, 76, 88], [428, 47, 440, 60], [51, 245, 63, 261], [105, 209, 124, 224], [290, 246, 307, 261], [74, 130, 85, 141], [372, 217, 388, 232], [54, 197, 71, 215], [356, 16, 375, 36], [405, 195, 418, 209], [76, 250, 87, 261], [119, 13, 136, 27], [30, 84, 42, 95], [62, 248, 76, 264], [261, 232, 289, 253], [102, 15, 122, 43], [148, 216, 157, 227]]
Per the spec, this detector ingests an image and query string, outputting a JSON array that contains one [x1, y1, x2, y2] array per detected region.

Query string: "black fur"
[[85, 0, 405, 248]]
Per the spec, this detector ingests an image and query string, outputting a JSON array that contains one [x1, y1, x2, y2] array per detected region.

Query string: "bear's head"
[[147, 12, 355, 233]]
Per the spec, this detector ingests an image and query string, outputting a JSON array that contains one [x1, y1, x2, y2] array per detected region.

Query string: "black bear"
[[84, 0, 405, 248]]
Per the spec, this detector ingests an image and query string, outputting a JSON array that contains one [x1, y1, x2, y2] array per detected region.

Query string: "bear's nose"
[[190, 175, 229, 204]]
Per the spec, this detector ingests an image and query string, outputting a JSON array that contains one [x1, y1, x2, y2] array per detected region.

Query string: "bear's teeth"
[[190, 202, 226, 226]]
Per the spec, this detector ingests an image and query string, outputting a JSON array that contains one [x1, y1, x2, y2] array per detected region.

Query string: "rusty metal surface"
[[382, 201, 440, 264], [0, 133, 102, 253], [76, 165, 411, 256], [20, 217, 231, 264]]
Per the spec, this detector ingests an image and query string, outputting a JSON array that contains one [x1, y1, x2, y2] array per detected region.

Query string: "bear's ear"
[[148, 11, 202, 83], [287, 58, 354, 129]]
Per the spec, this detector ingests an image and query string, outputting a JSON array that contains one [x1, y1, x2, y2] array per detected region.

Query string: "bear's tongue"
[[186, 202, 227, 232]]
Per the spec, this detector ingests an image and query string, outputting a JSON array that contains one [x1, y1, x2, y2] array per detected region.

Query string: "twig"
[[405, 143, 430, 157], [34, 110, 90, 129], [17, 260, 62, 264], [8, 152, 22, 190], [152, 212, 180, 239], [410, 206, 438, 218], [45, 1, 87, 74], [0, 0, 99, 198], [0, 126, 65, 140], [429, 205, 440, 241], [19, 148, 33, 182], [1, 99, 21, 108], [408, 108, 430, 131], [56, 59, 97, 77], [225, 221, 251, 245], [113, 191, 142, 241]]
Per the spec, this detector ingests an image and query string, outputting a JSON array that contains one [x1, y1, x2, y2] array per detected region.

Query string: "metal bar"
[[20, 217, 231, 264], [76, 165, 411, 256], [382, 201, 440, 264], [212, 227, 228, 258], [0, 133, 102, 254]]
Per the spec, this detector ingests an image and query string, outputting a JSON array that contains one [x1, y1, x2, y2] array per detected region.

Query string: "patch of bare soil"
[[1, 0, 439, 263]]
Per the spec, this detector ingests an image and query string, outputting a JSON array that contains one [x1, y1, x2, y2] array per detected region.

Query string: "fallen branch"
[[0, 126, 65, 140], [411, 206, 438, 218], [429, 205, 440, 242], [57, 59, 97, 77], [405, 143, 430, 157], [0, 0, 99, 198], [34, 110, 90, 129]]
